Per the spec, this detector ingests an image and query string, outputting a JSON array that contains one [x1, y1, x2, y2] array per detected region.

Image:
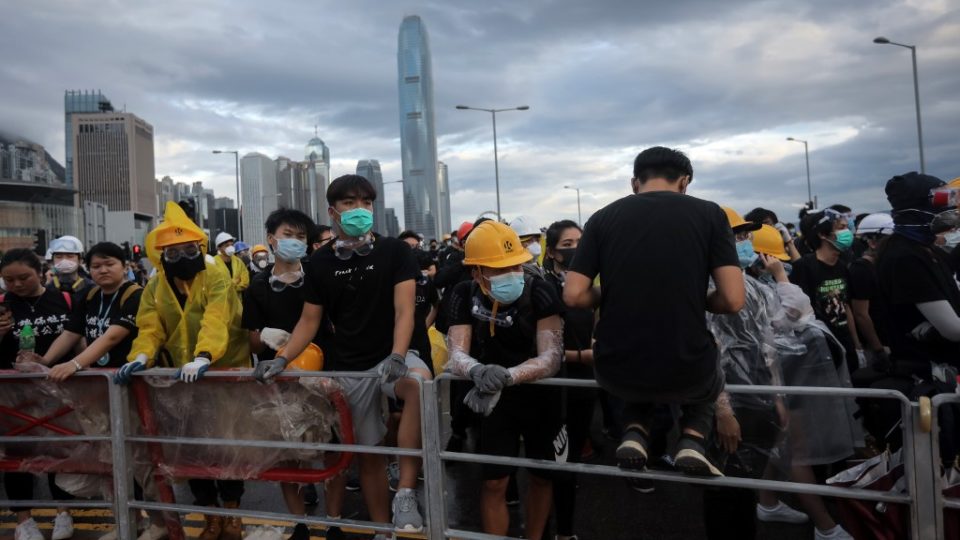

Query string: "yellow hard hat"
[[278, 343, 324, 371], [949, 177, 960, 189], [753, 225, 791, 261], [721, 206, 761, 233], [251, 244, 269, 256], [463, 220, 533, 268]]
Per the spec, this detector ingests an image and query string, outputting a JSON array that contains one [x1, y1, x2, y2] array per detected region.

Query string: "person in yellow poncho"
[[113, 201, 250, 540], [213, 232, 250, 293]]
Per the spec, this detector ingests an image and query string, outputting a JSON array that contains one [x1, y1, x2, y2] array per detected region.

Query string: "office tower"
[[385, 207, 401, 238], [276, 156, 312, 214], [356, 159, 386, 235], [240, 152, 278, 246], [64, 90, 113, 186], [214, 197, 234, 210], [437, 160, 451, 237], [397, 15, 439, 240], [305, 133, 330, 226]]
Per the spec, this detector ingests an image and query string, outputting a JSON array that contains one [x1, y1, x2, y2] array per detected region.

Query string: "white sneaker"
[[815, 524, 854, 540], [756, 501, 809, 524], [15, 518, 44, 540], [137, 523, 169, 540], [52, 511, 74, 540]]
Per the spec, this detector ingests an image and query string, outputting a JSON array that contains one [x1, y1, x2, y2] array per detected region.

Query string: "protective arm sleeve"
[[128, 279, 163, 366], [507, 329, 563, 385], [195, 270, 234, 361], [445, 324, 481, 377], [916, 301, 960, 342]]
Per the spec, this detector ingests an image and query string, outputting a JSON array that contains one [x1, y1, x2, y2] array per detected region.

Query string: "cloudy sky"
[[2, 0, 958, 231]]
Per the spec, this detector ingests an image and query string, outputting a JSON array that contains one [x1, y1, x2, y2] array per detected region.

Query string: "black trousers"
[[552, 389, 597, 536], [3, 473, 74, 510], [188, 479, 244, 506]]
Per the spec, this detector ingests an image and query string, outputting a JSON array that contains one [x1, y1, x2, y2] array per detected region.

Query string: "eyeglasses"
[[162, 244, 201, 263]]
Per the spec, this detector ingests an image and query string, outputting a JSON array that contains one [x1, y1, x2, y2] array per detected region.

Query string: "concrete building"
[[240, 152, 278, 246], [356, 159, 386, 235], [397, 15, 440, 240], [276, 156, 312, 215], [385, 207, 401, 238], [214, 197, 234, 210], [72, 111, 155, 246], [305, 134, 330, 226], [213, 208, 240, 241], [437, 160, 451, 237], [64, 90, 113, 187]]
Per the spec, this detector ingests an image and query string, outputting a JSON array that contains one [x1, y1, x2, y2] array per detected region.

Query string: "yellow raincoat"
[[213, 254, 250, 292], [127, 202, 250, 368]]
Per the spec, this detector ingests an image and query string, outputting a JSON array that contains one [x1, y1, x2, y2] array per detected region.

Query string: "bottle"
[[19, 323, 35, 354]]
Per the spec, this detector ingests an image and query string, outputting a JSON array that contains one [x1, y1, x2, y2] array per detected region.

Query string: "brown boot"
[[198, 514, 223, 540], [220, 501, 243, 540]]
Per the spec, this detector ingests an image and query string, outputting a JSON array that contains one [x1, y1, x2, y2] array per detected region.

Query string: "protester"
[[745, 208, 801, 261], [250, 244, 271, 275], [510, 215, 545, 278], [253, 175, 431, 535], [46, 235, 93, 297], [1, 249, 75, 540], [234, 241, 251, 267], [213, 232, 250, 293], [850, 213, 895, 367], [115, 201, 251, 540], [564, 146, 744, 477], [310, 224, 334, 254]]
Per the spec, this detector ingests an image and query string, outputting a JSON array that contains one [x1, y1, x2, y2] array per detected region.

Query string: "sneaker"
[[616, 424, 650, 471], [137, 523, 169, 540], [52, 511, 74, 540], [345, 472, 361, 492], [289, 523, 310, 540], [387, 461, 400, 493], [674, 435, 723, 477], [303, 483, 320, 505], [325, 526, 345, 540], [757, 501, 809, 524], [15, 519, 44, 540], [392, 488, 424, 532], [815, 525, 854, 540]]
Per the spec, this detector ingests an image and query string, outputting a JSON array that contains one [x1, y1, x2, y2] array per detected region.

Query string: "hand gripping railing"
[[424, 374, 936, 540]]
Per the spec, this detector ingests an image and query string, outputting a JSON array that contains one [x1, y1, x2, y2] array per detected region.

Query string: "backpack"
[[84, 283, 142, 311]]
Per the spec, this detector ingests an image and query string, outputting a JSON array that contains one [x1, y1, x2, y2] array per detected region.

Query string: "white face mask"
[[256, 259, 268, 269], [54, 259, 79, 275], [526, 241, 542, 257], [224, 246, 236, 257], [944, 229, 960, 250]]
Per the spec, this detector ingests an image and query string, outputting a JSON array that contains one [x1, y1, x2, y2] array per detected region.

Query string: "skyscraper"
[[305, 134, 330, 226], [356, 159, 386, 235], [64, 90, 113, 186], [397, 15, 439, 240], [240, 152, 278, 246], [437, 160, 451, 236]]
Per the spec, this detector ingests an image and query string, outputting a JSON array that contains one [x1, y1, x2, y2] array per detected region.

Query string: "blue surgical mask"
[[336, 208, 374, 237], [485, 271, 525, 304], [736, 240, 757, 268], [274, 238, 307, 262]]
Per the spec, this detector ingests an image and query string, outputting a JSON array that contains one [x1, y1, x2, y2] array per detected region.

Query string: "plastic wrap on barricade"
[[826, 449, 909, 540], [131, 371, 341, 480]]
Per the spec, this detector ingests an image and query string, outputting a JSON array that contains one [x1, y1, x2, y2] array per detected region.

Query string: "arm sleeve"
[[445, 324, 480, 376], [507, 328, 563, 384], [569, 214, 600, 279], [709, 205, 739, 269], [916, 301, 960, 342], [128, 279, 164, 364], [111, 288, 142, 331], [194, 266, 237, 361]]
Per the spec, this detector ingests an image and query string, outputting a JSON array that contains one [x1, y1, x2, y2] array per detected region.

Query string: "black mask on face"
[[554, 247, 577, 267], [162, 256, 206, 281]]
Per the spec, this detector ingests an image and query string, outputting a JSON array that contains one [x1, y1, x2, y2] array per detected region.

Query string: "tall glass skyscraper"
[[305, 135, 330, 226], [437, 160, 451, 235], [64, 90, 113, 186], [356, 159, 387, 235], [397, 15, 439, 240]]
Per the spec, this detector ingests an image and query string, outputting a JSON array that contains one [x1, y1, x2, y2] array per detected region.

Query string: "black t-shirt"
[[569, 191, 738, 394], [64, 282, 141, 368], [790, 254, 853, 343], [303, 235, 419, 370], [877, 234, 960, 366], [412, 277, 439, 362], [545, 271, 594, 379], [848, 256, 890, 347], [447, 278, 564, 368], [242, 264, 327, 361], [1, 288, 72, 369]]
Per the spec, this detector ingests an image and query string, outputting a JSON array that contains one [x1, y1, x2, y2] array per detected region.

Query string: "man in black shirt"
[[849, 213, 894, 366], [254, 175, 430, 534], [564, 146, 744, 477]]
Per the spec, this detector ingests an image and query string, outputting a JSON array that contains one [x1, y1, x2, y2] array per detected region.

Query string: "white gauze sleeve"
[[507, 329, 563, 385], [445, 325, 481, 377]]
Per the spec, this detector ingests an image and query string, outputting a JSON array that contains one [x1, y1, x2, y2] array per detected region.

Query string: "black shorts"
[[479, 385, 565, 481]]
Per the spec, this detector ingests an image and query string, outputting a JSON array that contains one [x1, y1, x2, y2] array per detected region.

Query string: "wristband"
[[72, 359, 83, 372]]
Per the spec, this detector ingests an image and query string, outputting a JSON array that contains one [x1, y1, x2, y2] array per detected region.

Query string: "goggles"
[[817, 208, 846, 226], [269, 270, 305, 292], [334, 235, 374, 260], [470, 296, 516, 328], [162, 244, 202, 263], [894, 208, 960, 234]]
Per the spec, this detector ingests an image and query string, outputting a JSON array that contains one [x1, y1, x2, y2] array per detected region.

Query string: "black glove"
[[253, 357, 287, 384], [469, 364, 512, 393]]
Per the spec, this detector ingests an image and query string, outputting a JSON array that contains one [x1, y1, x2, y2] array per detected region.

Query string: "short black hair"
[[633, 146, 694, 183], [398, 230, 421, 242], [545, 220, 581, 249], [744, 208, 779, 225], [326, 174, 377, 206], [85, 242, 126, 266], [265, 208, 315, 235], [800, 211, 834, 250], [1, 248, 43, 274], [829, 204, 852, 214]]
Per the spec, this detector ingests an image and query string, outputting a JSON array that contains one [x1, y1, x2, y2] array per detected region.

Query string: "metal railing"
[[930, 393, 960, 538], [0, 369, 949, 539]]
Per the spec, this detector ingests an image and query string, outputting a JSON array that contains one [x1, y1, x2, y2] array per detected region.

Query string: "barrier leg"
[[108, 378, 137, 540], [421, 379, 447, 540], [902, 399, 939, 539]]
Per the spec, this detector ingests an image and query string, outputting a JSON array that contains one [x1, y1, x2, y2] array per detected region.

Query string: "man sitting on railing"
[[445, 219, 564, 540]]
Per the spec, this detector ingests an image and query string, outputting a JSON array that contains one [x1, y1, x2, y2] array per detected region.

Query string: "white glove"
[[260, 327, 291, 351], [774, 222, 792, 243], [115, 353, 148, 385], [176, 357, 211, 383]]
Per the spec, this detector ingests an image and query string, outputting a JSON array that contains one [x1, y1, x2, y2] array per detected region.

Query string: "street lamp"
[[456, 104, 530, 221], [786, 137, 814, 209], [212, 150, 242, 241], [873, 36, 925, 173], [564, 185, 582, 226]]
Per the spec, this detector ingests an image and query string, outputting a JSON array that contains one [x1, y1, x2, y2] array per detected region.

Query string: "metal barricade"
[[930, 393, 960, 539]]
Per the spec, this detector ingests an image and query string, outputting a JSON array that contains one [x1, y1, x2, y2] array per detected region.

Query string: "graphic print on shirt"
[[816, 278, 849, 329]]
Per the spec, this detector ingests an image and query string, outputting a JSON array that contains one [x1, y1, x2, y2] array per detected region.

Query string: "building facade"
[[356, 159, 387, 235], [437, 160, 451, 236], [64, 90, 113, 187], [397, 15, 440, 240], [276, 157, 312, 215], [385, 207, 401, 238], [240, 152, 278, 246], [305, 136, 330, 226]]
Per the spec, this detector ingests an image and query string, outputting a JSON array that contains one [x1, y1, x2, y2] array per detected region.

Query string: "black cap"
[[885, 172, 945, 212]]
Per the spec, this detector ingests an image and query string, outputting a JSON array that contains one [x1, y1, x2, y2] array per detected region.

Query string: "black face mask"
[[162, 256, 206, 281], [554, 247, 577, 267]]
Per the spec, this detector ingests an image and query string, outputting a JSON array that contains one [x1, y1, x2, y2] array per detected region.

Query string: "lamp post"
[[564, 185, 582, 226], [212, 150, 242, 241], [873, 36, 925, 173], [455, 104, 530, 221], [786, 137, 813, 209]]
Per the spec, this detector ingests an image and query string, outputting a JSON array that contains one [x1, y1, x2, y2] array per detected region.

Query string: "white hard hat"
[[48, 235, 84, 254], [857, 213, 894, 236], [510, 215, 541, 238], [215, 232, 236, 247]]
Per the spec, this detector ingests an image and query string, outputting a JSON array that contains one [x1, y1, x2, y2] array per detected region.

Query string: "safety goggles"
[[817, 208, 846, 226], [470, 296, 516, 328], [894, 208, 960, 234], [268, 271, 305, 292], [334, 235, 374, 260], [162, 244, 201, 263]]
